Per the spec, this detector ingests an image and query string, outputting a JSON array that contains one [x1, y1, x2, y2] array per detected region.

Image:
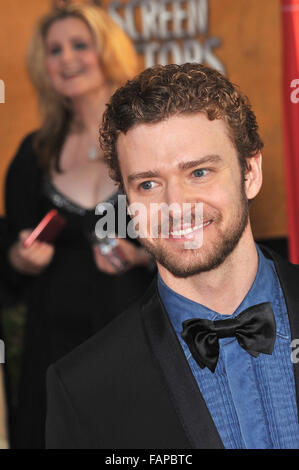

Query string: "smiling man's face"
[[117, 113, 260, 277]]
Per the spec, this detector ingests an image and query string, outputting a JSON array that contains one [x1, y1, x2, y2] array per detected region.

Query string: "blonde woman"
[[5, 4, 153, 449]]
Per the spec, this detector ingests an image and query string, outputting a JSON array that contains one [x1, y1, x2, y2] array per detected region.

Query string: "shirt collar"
[[158, 243, 284, 336]]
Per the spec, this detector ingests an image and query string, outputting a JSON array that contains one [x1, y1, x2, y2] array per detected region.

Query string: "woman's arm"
[[93, 238, 154, 275], [5, 133, 54, 277], [8, 229, 54, 276]]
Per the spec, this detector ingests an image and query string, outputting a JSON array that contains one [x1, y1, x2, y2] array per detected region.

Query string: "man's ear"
[[244, 152, 263, 200]]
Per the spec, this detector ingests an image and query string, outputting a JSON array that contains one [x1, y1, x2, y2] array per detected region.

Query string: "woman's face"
[[45, 17, 105, 99]]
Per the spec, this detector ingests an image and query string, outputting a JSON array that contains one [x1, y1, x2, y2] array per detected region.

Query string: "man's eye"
[[192, 169, 208, 178], [140, 181, 156, 191]]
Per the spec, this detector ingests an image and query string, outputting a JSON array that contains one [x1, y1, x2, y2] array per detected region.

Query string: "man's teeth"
[[170, 220, 212, 236]]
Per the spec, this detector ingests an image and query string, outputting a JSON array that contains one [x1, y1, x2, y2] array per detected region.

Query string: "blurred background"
[[0, 0, 290, 246]]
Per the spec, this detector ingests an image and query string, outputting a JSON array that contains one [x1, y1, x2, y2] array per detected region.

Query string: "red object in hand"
[[23, 209, 66, 248]]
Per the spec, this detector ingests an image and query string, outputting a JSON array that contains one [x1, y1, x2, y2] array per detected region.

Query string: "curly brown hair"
[[100, 63, 264, 186]]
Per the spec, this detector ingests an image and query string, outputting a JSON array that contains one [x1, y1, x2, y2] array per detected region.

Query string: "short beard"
[[139, 184, 250, 278]]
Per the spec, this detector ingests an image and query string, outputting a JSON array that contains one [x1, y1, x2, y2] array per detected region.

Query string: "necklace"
[[87, 145, 101, 161]]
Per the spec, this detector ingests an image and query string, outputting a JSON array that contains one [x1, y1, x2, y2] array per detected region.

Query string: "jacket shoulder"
[[51, 295, 150, 388], [259, 243, 299, 273]]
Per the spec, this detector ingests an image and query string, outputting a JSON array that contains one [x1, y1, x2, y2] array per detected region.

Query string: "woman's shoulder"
[[8, 130, 40, 173], [14, 130, 38, 159]]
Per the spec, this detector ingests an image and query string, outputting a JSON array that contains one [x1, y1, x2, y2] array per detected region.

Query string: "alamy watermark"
[[290, 79, 299, 104], [289, 339, 299, 364], [291, 339, 299, 364], [95, 195, 205, 249], [0, 80, 4, 104]]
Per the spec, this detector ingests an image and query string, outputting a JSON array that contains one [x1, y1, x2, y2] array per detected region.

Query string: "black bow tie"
[[181, 302, 276, 373]]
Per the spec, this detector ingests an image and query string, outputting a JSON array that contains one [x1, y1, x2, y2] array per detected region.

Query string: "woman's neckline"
[[44, 176, 118, 214]]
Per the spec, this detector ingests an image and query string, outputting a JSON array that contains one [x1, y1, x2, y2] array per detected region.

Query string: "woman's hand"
[[93, 238, 153, 275], [8, 229, 55, 276]]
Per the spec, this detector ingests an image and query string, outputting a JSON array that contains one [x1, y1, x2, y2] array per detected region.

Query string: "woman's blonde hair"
[[27, 3, 139, 172]]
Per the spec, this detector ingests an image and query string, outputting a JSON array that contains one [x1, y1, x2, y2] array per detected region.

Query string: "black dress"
[[4, 133, 154, 449]]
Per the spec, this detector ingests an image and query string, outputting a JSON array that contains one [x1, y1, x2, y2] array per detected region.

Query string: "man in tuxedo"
[[46, 63, 299, 449]]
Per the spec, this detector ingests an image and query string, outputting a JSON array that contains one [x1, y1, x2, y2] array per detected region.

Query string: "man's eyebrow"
[[127, 170, 160, 183], [178, 155, 222, 170], [127, 155, 222, 184]]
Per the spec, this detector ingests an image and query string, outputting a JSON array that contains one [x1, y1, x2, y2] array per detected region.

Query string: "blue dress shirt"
[[158, 244, 299, 449]]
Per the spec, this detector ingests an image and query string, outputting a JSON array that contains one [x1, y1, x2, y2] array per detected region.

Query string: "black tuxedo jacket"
[[46, 245, 299, 449]]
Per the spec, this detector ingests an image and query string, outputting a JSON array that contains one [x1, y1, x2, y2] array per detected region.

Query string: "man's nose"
[[164, 184, 185, 217]]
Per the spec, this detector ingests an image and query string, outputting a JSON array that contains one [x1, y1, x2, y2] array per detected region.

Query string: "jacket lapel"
[[141, 281, 224, 449], [141, 245, 299, 447], [260, 244, 299, 418]]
